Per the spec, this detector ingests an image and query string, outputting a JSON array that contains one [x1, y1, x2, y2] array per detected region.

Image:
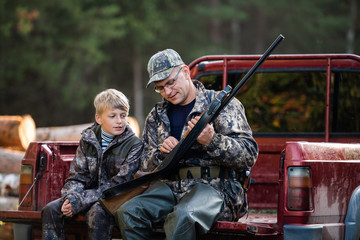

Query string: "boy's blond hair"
[[94, 89, 129, 115]]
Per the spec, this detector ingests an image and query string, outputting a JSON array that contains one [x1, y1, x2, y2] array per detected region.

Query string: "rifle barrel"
[[220, 34, 285, 111]]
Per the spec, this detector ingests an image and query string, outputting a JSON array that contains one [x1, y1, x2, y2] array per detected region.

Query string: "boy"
[[42, 89, 143, 240]]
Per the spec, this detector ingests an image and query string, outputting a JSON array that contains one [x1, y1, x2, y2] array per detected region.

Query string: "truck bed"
[[0, 141, 283, 239]]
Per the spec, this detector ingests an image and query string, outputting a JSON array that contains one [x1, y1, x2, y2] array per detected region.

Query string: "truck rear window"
[[197, 69, 360, 135], [331, 71, 360, 133]]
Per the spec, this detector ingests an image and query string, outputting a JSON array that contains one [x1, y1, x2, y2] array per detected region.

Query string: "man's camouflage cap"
[[146, 49, 184, 88]]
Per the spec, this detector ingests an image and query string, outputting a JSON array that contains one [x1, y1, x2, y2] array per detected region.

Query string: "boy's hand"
[[187, 116, 214, 146], [61, 199, 73, 217]]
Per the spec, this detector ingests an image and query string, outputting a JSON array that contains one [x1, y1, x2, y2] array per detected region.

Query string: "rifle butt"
[[100, 183, 150, 215]]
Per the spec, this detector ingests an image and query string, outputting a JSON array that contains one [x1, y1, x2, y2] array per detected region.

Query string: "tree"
[[0, 0, 358, 129], [1, 0, 127, 126]]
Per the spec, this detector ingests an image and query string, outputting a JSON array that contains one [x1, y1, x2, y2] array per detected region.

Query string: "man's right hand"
[[160, 136, 179, 153]]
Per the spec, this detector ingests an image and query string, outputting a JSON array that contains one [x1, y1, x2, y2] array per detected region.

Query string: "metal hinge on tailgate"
[[280, 149, 285, 173], [39, 152, 47, 171]]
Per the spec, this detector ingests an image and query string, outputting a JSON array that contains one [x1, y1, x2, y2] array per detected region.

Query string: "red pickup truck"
[[1, 54, 360, 240]]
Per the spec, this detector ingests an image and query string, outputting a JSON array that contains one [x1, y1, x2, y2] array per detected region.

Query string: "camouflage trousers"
[[114, 181, 224, 240], [41, 198, 114, 240]]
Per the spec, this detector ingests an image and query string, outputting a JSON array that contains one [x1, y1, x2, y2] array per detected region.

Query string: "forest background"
[[1, 0, 359, 131]]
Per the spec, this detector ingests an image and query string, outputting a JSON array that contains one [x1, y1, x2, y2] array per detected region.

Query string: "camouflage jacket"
[[61, 123, 143, 215], [141, 80, 258, 221]]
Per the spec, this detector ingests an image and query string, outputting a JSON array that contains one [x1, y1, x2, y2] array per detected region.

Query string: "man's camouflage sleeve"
[[201, 96, 258, 170]]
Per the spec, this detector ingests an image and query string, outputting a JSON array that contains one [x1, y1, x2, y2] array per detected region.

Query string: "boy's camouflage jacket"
[[140, 80, 259, 221], [61, 123, 143, 215]]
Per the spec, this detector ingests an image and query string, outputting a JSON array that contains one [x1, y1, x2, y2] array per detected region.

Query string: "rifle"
[[100, 34, 285, 215]]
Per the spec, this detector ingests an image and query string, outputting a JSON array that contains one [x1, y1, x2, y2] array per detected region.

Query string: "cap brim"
[[146, 67, 174, 88]]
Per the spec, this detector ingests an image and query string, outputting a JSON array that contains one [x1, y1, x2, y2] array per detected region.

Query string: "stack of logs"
[[0, 115, 140, 203], [0, 115, 36, 201], [0, 115, 35, 240]]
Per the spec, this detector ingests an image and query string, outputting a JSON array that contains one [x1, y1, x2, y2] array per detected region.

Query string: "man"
[[115, 49, 258, 240]]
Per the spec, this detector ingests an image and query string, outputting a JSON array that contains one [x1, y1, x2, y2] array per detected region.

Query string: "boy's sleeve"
[[61, 144, 99, 215]]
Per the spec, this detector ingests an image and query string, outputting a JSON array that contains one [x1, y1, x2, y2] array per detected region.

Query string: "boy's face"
[[95, 107, 128, 136]]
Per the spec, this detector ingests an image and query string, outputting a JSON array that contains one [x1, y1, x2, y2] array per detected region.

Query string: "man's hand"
[[187, 116, 214, 146], [61, 199, 73, 217], [160, 136, 179, 153]]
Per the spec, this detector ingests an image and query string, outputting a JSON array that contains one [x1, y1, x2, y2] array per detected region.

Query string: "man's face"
[[95, 107, 128, 136], [154, 66, 193, 106]]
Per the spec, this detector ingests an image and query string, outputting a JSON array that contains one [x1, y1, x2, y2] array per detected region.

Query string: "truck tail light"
[[18, 165, 33, 209], [287, 167, 313, 211]]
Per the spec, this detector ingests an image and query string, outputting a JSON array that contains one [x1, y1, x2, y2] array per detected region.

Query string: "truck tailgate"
[[0, 210, 84, 224], [0, 210, 41, 224], [1, 210, 279, 236]]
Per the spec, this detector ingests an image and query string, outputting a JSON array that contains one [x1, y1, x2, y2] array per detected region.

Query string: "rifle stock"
[[100, 182, 151, 215], [99, 34, 285, 215], [100, 169, 159, 214]]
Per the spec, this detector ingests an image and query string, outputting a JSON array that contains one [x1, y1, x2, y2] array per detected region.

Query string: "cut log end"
[[0, 115, 36, 150], [18, 115, 36, 149], [127, 117, 140, 137]]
